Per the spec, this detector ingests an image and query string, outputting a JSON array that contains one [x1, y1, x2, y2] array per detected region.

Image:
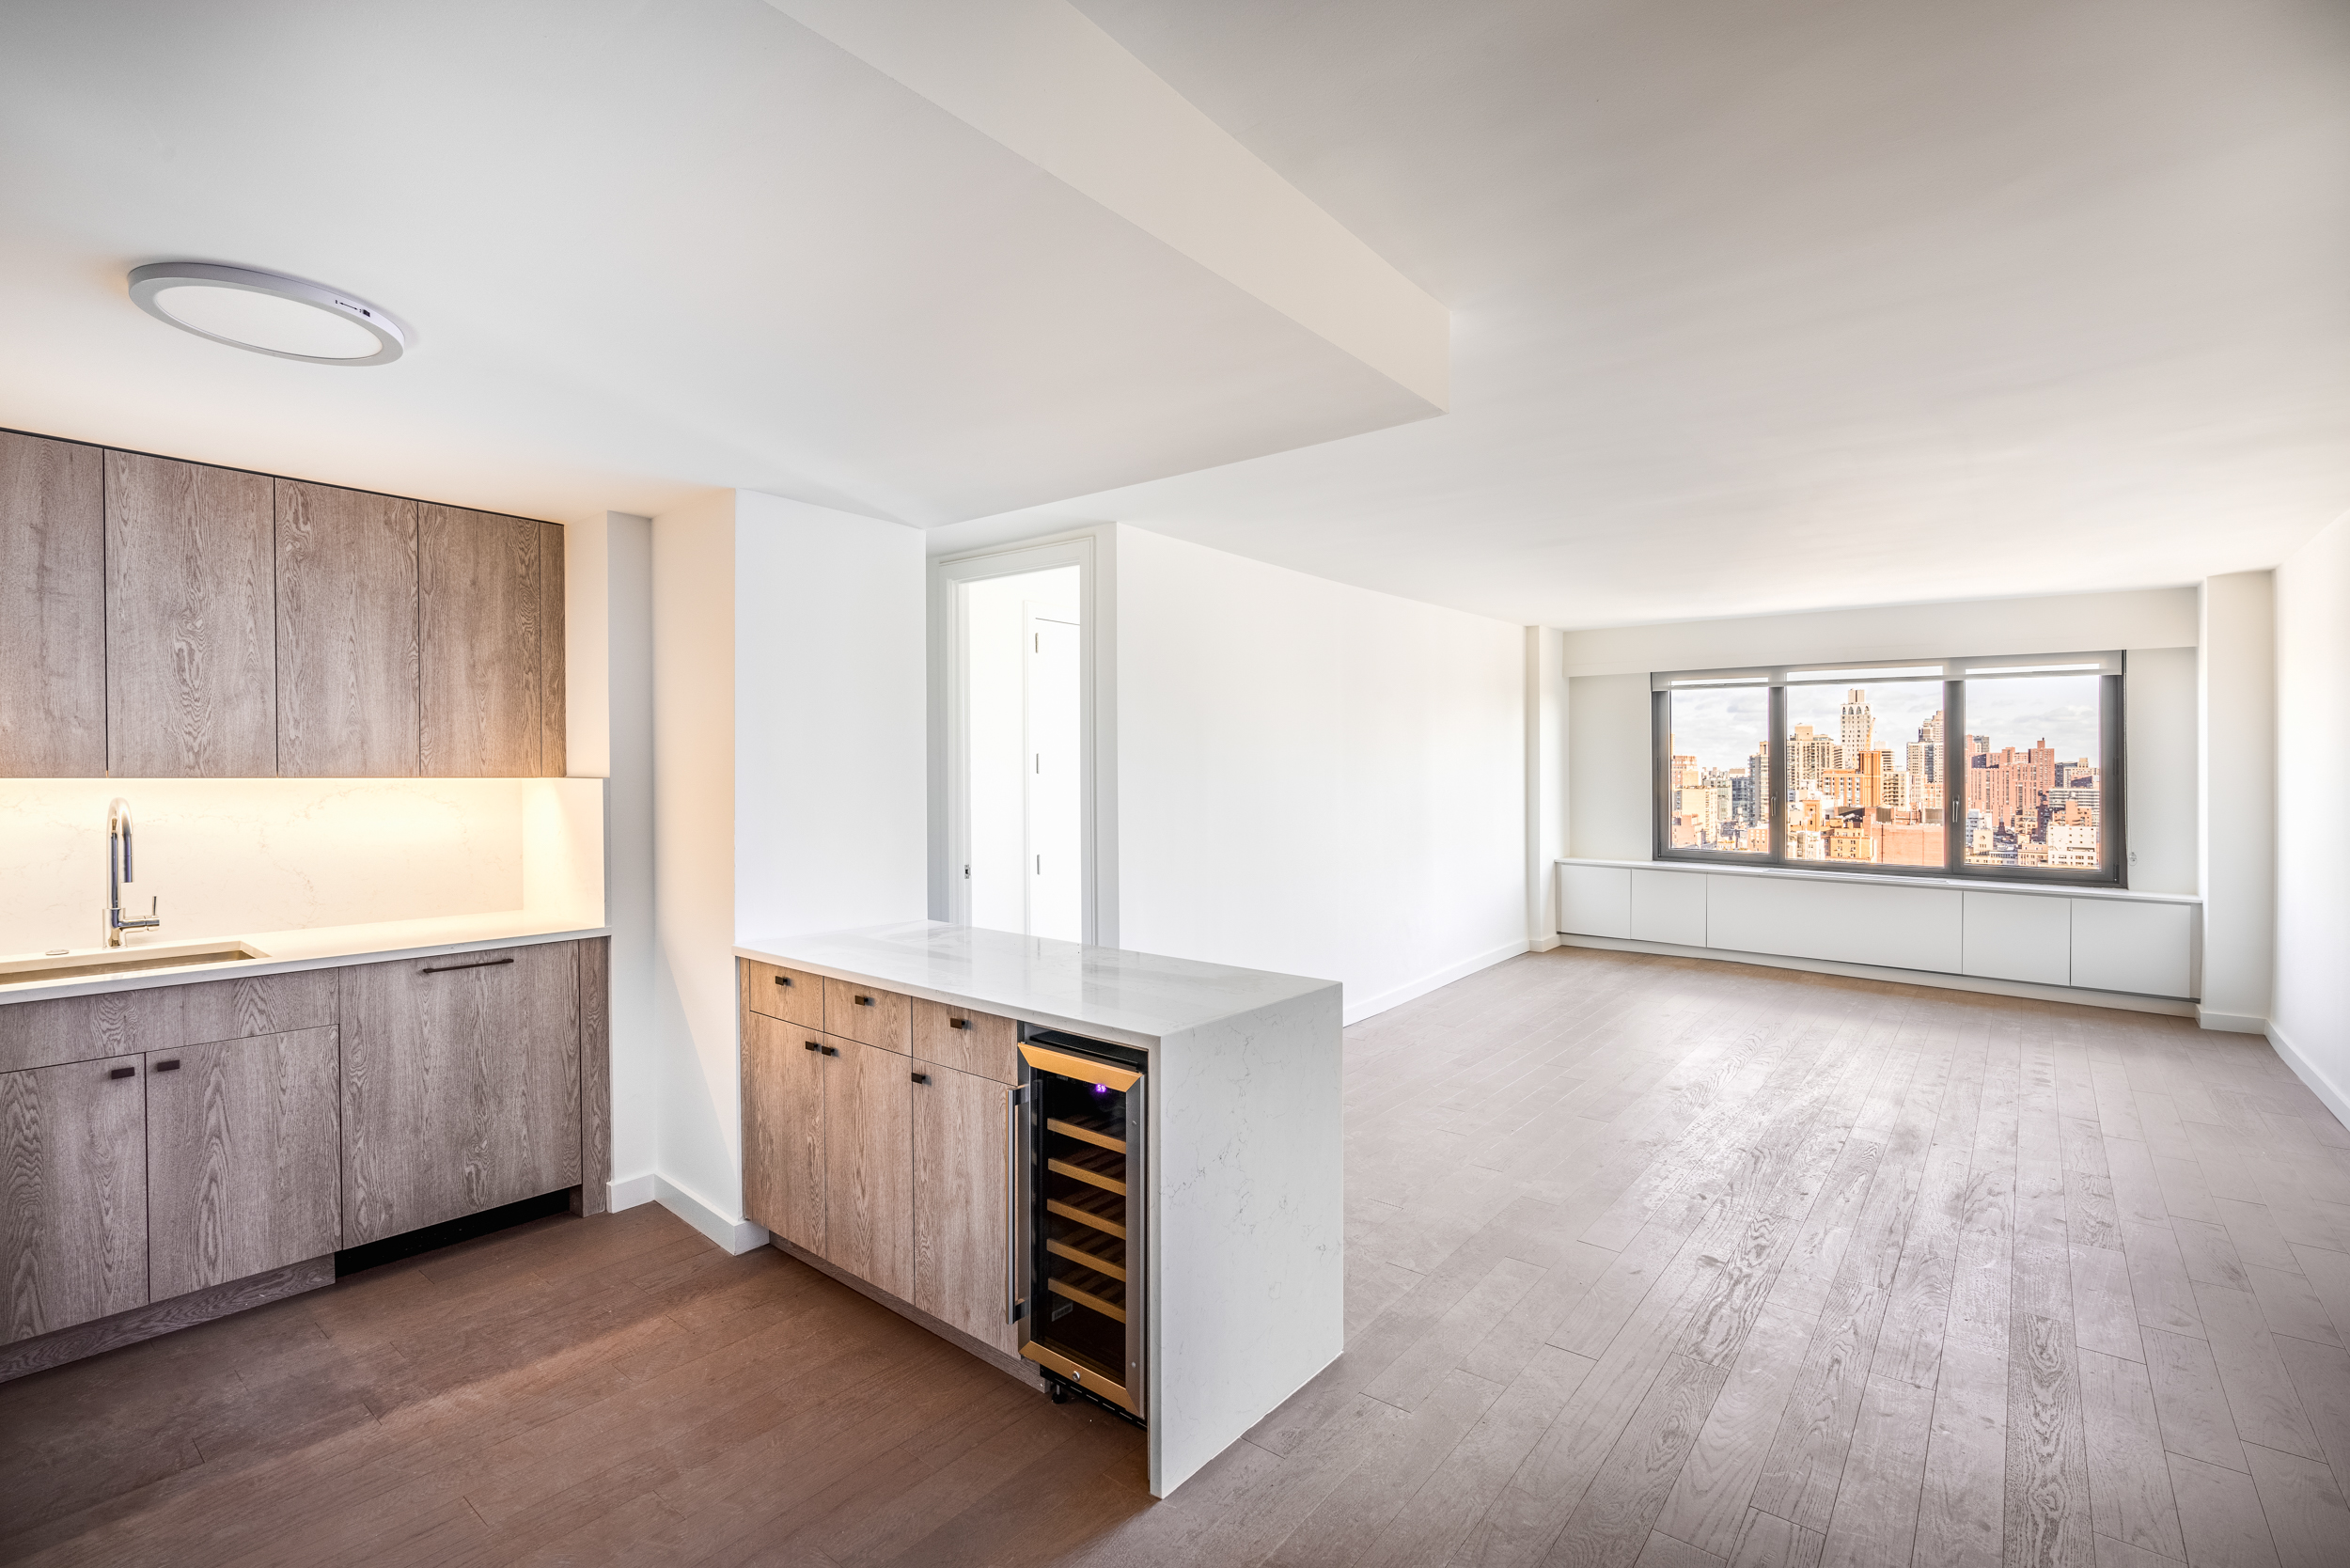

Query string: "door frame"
[[928, 528, 1117, 948]]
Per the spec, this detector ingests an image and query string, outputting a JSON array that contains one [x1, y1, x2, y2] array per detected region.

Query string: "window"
[[1652, 653, 2123, 884]]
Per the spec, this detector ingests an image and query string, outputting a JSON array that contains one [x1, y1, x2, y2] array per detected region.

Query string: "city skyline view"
[[1665, 672, 2106, 872]]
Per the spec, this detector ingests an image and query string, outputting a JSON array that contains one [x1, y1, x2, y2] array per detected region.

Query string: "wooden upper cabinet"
[[0, 1056, 149, 1345], [145, 1026, 340, 1298], [275, 480, 419, 776], [540, 521, 566, 776], [0, 431, 105, 776], [105, 450, 276, 776], [419, 505, 541, 777]]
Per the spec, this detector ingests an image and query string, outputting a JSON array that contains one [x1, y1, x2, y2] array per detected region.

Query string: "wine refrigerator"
[[1013, 1027, 1146, 1423]]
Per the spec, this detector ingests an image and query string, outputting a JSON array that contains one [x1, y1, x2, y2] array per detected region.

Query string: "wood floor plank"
[[1814, 1374, 1934, 1568], [1912, 1343, 2007, 1568], [2143, 1325, 2253, 1474], [3, 950, 2340, 1568], [2076, 1345, 2187, 1560], [2192, 1282, 2327, 1463], [2166, 1451, 2283, 1568], [2239, 1442, 2350, 1568], [2004, 1310, 2095, 1568], [1653, 1300, 1820, 1560], [1539, 1353, 1731, 1568]]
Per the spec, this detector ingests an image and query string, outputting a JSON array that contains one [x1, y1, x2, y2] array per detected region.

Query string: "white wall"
[[646, 489, 928, 1240], [1525, 627, 1567, 949], [1112, 525, 1525, 1023], [732, 493, 928, 945], [2272, 515, 2350, 1115], [2123, 647, 2198, 896], [1559, 588, 2200, 677], [2199, 572, 2277, 1032], [1567, 673, 1653, 861], [569, 510, 659, 1194], [1560, 588, 2201, 895], [650, 491, 740, 1227]]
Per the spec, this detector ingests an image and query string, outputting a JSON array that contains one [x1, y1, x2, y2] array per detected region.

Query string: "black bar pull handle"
[[854, 995, 875, 1007], [420, 956, 515, 975], [821, 1044, 839, 1057], [109, 1066, 135, 1079], [803, 1040, 822, 1052], [774, 975, 793, 987], [154, 1059, 180, 1072], [911, 1072, 930, 1084], [949, 1018, 970, 1031]]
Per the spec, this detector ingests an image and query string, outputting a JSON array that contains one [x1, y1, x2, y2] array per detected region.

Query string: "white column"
[[2197, 571, 2275, 1031], [1526, 626, 1567, 949]]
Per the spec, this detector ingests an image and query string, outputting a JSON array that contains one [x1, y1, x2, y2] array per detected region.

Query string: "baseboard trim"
[[654, 1175, 770, 1255], [1554, 933, 2199, 1017], [1344, 937, 1530, 1026], [607, 1172, 656, 1213], [2196, 1008, 2269, 1035], [769, 1234, 1042, 1393], [2266, 1022, 2350, 1135], [0, 1255, 335, 1384]]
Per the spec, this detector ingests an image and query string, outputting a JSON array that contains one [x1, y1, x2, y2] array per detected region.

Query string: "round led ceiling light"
[[128, 262, 408, 366]]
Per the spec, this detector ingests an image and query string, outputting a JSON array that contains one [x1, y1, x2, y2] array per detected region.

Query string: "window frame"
[[1650, 652, 2127, 887]]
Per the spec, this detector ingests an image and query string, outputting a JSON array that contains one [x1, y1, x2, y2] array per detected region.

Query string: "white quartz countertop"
[[734, 921, 1337, 1048], [0, 910, 607, 1006]]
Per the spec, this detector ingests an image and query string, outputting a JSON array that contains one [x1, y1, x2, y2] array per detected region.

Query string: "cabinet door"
[[823, 1035, 912, 1298], [105, 449, 277, 776], [418, 504, 541, 776], [0, 1056, 148, 1344], [340, 943, 580, 1245], [275, 479, 419, 776], [742, 1012, 825, 1252], [146, 1027, 340, 1299], [913, 1060, 1016, 1355], [0, 431, 105, 776]]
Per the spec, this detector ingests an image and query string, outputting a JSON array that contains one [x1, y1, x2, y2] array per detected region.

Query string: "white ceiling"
[[5, 2, 2346, 630], [949, 0, 2350, 626], [0, 1, 1435, 527]]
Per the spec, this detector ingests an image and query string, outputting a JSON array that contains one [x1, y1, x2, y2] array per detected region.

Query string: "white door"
[[1026, 613, 1082, 941]]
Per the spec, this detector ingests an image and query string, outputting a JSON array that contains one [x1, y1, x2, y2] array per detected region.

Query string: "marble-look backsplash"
[[0, 778, 540, 956]]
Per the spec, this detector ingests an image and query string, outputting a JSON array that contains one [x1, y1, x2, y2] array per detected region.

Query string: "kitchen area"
[[1, 427, 1348, 1511]]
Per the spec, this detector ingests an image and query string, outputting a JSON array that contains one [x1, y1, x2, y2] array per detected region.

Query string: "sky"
[[1668, 673, 2101, 773]]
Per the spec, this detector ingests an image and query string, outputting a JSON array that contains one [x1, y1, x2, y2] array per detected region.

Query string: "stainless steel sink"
[[0, 940, 269, 987]]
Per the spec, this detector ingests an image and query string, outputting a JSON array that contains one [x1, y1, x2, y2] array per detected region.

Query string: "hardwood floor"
[[8, 947, 2350, 1567]]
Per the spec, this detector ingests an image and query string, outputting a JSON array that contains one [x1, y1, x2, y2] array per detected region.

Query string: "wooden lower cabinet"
[[743, 1012, 825, 1252], [0, 1055, 149, 1345], [340, 943, 582, 1246], [145, 1027, 341, 1299], [913, 1060, 1017, 1356], [823, 1036, 914, 1297]]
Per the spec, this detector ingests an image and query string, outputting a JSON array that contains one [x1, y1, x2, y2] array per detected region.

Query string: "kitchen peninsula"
[[733, 921, 1343, 1498]]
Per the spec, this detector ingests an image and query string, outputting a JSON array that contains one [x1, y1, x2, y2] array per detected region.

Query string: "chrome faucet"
[[105, 798, 162, 949]]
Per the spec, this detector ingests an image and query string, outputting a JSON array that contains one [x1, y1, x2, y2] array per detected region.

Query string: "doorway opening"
[[960, 565, 1082, 941]]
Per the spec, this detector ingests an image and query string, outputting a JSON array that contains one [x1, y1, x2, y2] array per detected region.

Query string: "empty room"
[[3, 4, 2347, 1567]]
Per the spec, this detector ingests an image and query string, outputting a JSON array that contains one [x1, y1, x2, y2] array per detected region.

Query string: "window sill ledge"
[[1557, 856, 2199, 905]]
